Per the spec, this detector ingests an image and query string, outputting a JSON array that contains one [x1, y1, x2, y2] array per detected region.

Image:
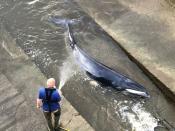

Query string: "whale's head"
[[121, 79, 150, 98]]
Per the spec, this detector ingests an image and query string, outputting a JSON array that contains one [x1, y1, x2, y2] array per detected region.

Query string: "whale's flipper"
[[125, 89, 150, 98]]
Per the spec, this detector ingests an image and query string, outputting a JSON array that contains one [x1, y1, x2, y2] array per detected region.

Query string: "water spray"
[[50, 17, 79, 91]]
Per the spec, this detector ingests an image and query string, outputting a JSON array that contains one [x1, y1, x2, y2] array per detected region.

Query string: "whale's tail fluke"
[[49, 17, 76, 49], [49, 17, 68, 27], [67, 23, 76, 50]]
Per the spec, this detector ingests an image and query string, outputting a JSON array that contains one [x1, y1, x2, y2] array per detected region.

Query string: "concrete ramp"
[[0, 29, 94, 131], [74, 0, 175, 100]]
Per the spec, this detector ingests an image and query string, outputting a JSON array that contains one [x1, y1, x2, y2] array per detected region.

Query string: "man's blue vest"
[[38, 87, 61, 112]]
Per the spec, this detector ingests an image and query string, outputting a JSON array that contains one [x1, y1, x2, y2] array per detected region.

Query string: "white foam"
[[118, 102, 158, 131], [2, 41, 18, 59], [27, 0, 39, 5], [89, 80, 99, 87]]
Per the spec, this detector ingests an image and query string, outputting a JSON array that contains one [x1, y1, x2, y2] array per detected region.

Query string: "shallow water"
[[0, 0, 175, 130]]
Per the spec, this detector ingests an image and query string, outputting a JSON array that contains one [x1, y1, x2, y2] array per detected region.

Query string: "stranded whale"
[[67, 23, 150, 98], [50, 18, 150, 98]]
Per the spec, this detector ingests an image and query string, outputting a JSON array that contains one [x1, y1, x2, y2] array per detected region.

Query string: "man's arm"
[[37, 87, 43, 109], [36, 98, 42, 108]]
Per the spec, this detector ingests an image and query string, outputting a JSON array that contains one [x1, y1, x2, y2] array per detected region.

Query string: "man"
[[37, 78, 61, 131]]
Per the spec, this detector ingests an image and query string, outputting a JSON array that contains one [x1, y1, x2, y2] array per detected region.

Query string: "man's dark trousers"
[[43, 109, 61, 131]]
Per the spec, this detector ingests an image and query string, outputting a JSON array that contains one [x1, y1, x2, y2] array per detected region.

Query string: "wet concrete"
[[0, 25, 94, 131], [0, 30, 47, 131], [0, 0, 175, 130], [167, 0, 175, 7], [74, 0, 175, 101]]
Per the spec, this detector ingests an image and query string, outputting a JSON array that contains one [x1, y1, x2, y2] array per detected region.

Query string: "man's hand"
[[37, 105, 41, 109]]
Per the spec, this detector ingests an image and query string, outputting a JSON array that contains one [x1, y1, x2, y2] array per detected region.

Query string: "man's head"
[[47, 78, 56, 88]]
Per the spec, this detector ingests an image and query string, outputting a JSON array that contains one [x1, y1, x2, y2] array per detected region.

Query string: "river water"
[[0, 0, 175, 131]]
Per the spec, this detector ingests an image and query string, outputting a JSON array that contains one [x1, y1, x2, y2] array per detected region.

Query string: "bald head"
[[47, 78, 56, 88]]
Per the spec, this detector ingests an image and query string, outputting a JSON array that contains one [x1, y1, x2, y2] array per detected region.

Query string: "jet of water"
[[58, 56, 77, 90]]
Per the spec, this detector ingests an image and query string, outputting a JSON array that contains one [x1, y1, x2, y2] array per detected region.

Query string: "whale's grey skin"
[[50, 18, 150, 98], [67, 23, 150, 98]]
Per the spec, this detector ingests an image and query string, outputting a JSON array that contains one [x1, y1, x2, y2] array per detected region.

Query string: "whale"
[[50, 18, 150, 98], [67, 23, 150, 98]]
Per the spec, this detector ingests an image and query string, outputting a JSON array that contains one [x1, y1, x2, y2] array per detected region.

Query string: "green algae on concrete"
[[74, 0, 175, 100]]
